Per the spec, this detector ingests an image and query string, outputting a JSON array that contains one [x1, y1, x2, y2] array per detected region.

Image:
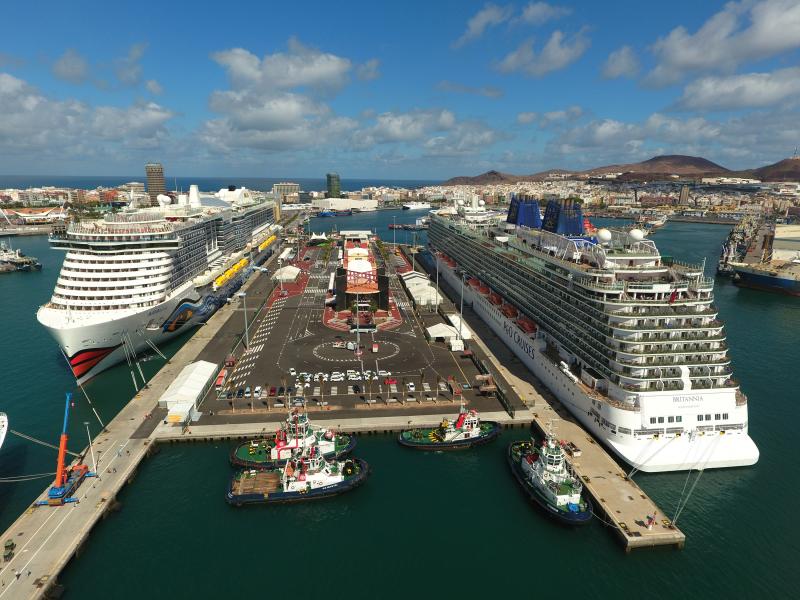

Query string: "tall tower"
[[326, 172, 341, 198], [145, 162, 166, 206]]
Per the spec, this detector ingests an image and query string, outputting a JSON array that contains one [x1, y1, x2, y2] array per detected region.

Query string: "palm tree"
[[418, 368, 425, 402], [401, 376, 407, 405], [318, 374, 325, 406], [435, 374, 441, 403], [281, 376, 288, 406]]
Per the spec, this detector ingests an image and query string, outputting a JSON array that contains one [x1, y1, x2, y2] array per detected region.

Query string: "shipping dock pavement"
[[0, 240, 680, 598]]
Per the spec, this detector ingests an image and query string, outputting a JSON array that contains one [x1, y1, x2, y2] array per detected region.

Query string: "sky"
[[1, 0, 800, 179]]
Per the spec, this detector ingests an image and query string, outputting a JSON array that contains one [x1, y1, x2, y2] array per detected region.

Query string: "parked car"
[[244, 386, 251, 398], [353, 384, 361, 393], [269, 387, 277, 397], [254, 386, 262, 398], [384, 377, 397, 385], [226, 390, 233, 399], [407, 382, 416, 392], [236, 387, 244, 398], [289, 368, 296, 376], [278, 386, 285, 395]]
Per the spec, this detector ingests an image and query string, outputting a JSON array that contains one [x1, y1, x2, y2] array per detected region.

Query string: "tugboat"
[[0, 241, 42, 272], [226, 445, 370, 506], [508, 434, 592, 525], [397, 403, 500, 450], [229, 408, 356, 469]]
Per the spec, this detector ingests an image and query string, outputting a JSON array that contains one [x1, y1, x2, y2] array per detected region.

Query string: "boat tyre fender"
[[343, 460, 355, 476]]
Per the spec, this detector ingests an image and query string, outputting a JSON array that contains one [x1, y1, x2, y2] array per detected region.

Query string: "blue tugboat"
[[508, 435, 592, 525], [227, 446, 369, 506]]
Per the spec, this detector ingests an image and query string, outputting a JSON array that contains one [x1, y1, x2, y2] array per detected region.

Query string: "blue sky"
[[1, 0, 799, 179]]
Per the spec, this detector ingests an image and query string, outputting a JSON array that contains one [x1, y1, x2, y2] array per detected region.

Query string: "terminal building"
[[333, 231, 389, 317]]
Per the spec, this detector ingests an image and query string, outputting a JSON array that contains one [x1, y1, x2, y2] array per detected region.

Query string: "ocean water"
[[0, 216, 797, 597], [0, 175, 436, 193]]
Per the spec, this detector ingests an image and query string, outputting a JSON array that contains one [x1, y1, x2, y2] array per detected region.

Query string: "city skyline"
[[1, 0, 799, 179]]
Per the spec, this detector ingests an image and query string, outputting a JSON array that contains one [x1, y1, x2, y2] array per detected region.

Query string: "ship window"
[[668, 416, 674, 423], [697, 415, 703, 421], [714, 413, 720, 420], [706, 414, 711, 421], [657, 417, 664, 424], [676, 416, 682, 423], [722, 413, 728, 420]]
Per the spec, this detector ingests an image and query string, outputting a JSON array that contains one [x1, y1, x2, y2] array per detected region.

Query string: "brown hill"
[[586, 155, 729, 176], [442, 170, 533, 185], [747, 157, 800, 182]]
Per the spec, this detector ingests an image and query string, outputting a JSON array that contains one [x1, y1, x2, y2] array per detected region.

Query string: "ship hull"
[[37, 271, 250, 384], [732, 266, 800, 296], [435, 257, 759, 472]]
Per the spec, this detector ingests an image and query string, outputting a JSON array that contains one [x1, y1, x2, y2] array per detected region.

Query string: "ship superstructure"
[[429, 195, 759, 472], [37, 185, 278, 383]]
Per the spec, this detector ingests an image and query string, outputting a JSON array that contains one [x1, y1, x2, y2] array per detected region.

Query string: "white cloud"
[[423, 121, 506, 157], [545, 108, 800, 169], [357, 58, 381, 81], [453, 4, 513, 48], [115, 43, 147, 86], [540, 105, 582, 126], [52, 49, 88, 84], [497, 29, 589, 77], [0, 72, 173, 160], [357, 109, 457, 145], [602, 45, 639, 79], [645, 0, 800, 86], [437, 80, 503, 98], [517, 111, 538, 124], [204, 40, 358, 154], [518, 2, 571, 25], [677, 67, 800, 110], [213, 38, 351, 93], [145, 79, 163, 95]]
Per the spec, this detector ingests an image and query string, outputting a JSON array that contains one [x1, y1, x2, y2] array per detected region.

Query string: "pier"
[[0, 238, 685, 598]]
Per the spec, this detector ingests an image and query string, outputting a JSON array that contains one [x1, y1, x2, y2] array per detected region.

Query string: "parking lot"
[[196, 242, 506, 422]]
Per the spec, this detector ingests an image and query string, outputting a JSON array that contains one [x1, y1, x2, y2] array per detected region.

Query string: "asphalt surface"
[[193, 242, 508, 424]]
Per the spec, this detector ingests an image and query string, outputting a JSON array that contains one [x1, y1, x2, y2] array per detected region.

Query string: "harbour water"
[[1, 214, 797, 597]]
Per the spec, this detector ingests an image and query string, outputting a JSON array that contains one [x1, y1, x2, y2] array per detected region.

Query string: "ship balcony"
[[610, 305, 717, 317], [612, 341, 728, 355], [616, 365, 733, 382], [616, 355, 730, 369], [610, 317, 722, 331], [610, 331, 726, 344]]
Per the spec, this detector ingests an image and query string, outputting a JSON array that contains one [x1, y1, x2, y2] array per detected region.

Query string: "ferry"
[[37, 185, 278, 383], [428, 194, 759, 472], [402, 202, 431, 211]]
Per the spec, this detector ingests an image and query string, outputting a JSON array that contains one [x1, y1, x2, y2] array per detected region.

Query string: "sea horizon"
[[0, 174, 441, 192]]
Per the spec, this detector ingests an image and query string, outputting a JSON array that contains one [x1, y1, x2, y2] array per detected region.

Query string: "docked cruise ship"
[[429, 195, 759, 472], [37, 185, 279, 383]]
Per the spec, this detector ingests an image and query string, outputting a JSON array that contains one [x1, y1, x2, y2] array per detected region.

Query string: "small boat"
[[507, 435, 592, 525], [397, 403, 500, 450], [230, 409, 356, 469], [317, 210, 336, 217], [226, 446, 370, 506]]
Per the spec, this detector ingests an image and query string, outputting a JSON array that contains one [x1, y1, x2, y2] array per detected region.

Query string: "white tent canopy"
[[426, 323, 460, 340], [158, 360, 218, 422], [273, 265, 301, 282]]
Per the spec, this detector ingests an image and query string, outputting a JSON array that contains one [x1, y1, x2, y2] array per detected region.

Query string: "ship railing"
[[614, 342, 729, 356], [610, 305, 717, 317], [610, 319, 724, 331]]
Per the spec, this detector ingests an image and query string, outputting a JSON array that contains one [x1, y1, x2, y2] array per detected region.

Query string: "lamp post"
[[238, 291, 249, 347], [84, 421, 97, 474]]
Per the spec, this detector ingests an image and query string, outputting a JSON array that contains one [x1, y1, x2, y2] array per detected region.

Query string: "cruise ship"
[[37, 185, 279, 383], [429, 195, 759, 472]]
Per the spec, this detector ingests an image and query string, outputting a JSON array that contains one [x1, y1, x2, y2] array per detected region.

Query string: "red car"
[[384, 377, 398, 385], [269, 387, 277, 397]]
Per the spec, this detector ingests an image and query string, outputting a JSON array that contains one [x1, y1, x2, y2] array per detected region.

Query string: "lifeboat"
[[517, 316, 537, 333], [500, 304, 518, 318], [488, 292, 502, 305]]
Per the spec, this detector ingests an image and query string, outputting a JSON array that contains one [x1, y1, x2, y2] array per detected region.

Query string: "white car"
[[254, 386, 262, 398], [378, 370, 391, 377], [407, 382, 416, 392], [304, 382, 311, 388], [289, 368, 296, 376]]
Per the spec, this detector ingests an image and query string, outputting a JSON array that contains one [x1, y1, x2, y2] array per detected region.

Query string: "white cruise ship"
[[37, 185, 279, 383], [429, 195, 759, 472]]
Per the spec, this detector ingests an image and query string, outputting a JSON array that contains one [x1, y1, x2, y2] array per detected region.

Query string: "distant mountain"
[[746, 157, 800, 182], [440, 154, 800, 185], [586, 155, 729, 176]]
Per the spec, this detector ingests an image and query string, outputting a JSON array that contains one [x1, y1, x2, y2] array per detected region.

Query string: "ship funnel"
[[188, 184, 201, 207]]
